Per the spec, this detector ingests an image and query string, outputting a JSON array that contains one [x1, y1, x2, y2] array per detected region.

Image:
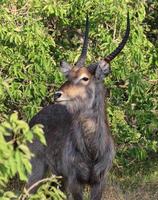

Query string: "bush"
[[0, 0, 158, 197]]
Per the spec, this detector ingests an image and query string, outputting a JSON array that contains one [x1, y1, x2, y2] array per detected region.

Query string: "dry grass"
[[9, 170, 158, 200], [102, 181, 158, 200]]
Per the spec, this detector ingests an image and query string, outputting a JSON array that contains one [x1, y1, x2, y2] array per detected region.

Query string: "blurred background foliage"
[[0, 0, 158, 199]]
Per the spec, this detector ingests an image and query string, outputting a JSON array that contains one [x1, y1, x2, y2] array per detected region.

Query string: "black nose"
[[54, 92, 62, 101]]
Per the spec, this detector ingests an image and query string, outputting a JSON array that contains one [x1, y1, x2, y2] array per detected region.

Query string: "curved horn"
[[88, 13, 130, 73], [105, 12, 130, 62], [75, 14, 90, 67], [88, 63, 98, 74]]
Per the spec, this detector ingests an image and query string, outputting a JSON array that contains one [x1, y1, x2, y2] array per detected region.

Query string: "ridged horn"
[[88, 13, 130, 73], [104, 12, 130, 62], [75, 14, 90, 67], [88, 63, 98, 74]]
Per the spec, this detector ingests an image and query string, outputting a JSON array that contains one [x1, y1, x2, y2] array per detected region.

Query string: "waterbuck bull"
[[27, 14, 130, 200]]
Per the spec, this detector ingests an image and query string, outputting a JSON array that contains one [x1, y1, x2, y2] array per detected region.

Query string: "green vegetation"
[[0, 0, 157, 199]]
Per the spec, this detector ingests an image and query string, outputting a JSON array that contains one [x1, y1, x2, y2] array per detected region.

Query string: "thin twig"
[[19, 175, 57, 200]]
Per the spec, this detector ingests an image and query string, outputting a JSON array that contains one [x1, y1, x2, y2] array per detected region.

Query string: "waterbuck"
[[27, 14, 130, 200]]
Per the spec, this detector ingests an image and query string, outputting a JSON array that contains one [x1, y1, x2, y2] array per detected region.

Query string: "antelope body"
[[27, 14, 130, 200]]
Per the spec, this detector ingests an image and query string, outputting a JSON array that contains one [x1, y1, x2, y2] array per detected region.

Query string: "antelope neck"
[[74, 82, 107, 160]]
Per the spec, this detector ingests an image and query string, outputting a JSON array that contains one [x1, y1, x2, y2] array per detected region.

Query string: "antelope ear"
[[60, 61, 72, 76], [95, 60, 111, 80]]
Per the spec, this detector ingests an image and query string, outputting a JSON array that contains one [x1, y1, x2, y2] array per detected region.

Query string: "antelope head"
[[54, 14, 130, 113]]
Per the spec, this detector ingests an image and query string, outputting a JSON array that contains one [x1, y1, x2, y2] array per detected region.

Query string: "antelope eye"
[[82, 77, 89, 81]]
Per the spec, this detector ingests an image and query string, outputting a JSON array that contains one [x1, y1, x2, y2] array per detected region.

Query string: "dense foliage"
[[0, 0, 157, 198]]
